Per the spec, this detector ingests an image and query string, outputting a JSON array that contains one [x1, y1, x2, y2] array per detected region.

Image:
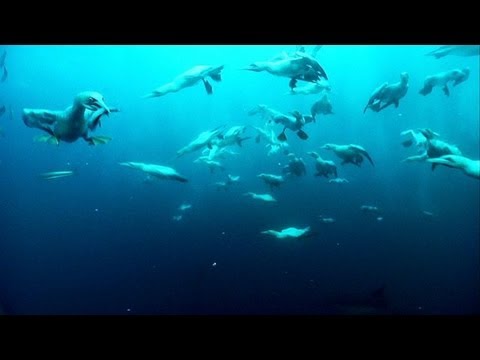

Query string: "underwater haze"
[[0, 45, 479, 315]]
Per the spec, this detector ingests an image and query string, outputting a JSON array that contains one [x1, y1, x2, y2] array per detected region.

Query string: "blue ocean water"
[[0, 45, 478, 315]]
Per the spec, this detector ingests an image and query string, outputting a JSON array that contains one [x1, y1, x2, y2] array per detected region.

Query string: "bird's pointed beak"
[[97, 98, 111, 115], [241, 64, 260, 71]]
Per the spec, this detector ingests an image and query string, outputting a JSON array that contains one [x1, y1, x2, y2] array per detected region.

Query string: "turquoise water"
[[0, 45, 478, 314]]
